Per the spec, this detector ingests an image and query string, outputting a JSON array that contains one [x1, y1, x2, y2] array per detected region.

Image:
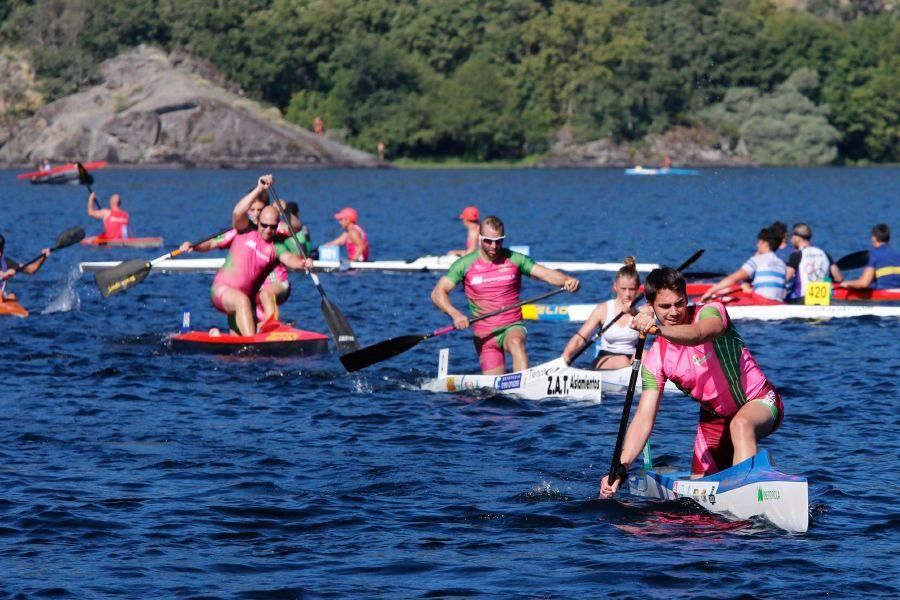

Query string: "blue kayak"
[[628, 449, 808, 532]]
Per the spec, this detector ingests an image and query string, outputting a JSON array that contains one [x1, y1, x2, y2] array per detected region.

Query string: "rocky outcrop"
[[540, 125, 754, 168], [0, 45, 378, 167]]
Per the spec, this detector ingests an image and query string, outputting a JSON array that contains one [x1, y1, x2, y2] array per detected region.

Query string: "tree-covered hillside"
[[2, 0, 897, 164]]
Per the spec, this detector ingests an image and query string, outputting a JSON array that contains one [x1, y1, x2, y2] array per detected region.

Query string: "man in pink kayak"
[[600, 267, 784, 498], [206, 175, 312, 336]]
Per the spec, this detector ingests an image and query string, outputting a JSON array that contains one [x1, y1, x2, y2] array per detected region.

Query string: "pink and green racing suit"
[[445, 248, 535, 371], [640, 301, 783, 475], [210, 229, 290, 321]]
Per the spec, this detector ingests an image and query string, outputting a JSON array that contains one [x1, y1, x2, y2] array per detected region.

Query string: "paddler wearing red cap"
[[325, 207, 370, 261], [449, 206, 480, 257], [432, 215, 580, 375]]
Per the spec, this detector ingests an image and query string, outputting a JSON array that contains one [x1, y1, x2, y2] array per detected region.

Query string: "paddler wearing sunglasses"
[[199, 175, 313, 336], [431, 216, 580, 375]]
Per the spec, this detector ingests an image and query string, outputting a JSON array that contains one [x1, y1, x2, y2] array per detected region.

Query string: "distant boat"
[[625, 165, 699, 176], [17, 161, 107, 185]]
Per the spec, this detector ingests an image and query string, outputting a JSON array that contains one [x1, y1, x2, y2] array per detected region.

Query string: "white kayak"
[[79, 255, 661, 275], [629, 449, 809, 533], [522, 302, 900, 322], [420, 355, 603, 402], [418, 351, 678, 400]]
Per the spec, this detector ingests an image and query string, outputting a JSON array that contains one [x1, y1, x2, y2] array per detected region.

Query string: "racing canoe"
[[685, 282, 900, 302], [625, 166, 699, 176], [420, 356, 679, 400], [18, 161, 107, 184], [522, 302, 900, 322], [628, 449, 809, 533], [420, 356, 603, 402], [79, 255, 660, 275], [0, 297, 28, 318], [170, 322, 329, 356], [81, 236, 164, 249]]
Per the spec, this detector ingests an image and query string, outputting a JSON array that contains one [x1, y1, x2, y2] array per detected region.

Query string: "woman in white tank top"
[[561, 258, 641, 370]]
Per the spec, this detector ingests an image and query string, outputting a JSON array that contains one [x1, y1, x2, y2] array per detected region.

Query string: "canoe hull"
[[628, 450, 809, 533], [170, 324, 329, 356], [686, 282, 900, 302], [421, 358, 603, 402], [79, 256, 660, 274], [82, 236, 164, 249], [522, 302, 900, 321], [17, 160, 107, 180], [0, 298, 29, 318]]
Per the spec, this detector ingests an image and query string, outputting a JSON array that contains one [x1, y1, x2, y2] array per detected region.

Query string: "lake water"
[[2, 167, 898, 598]]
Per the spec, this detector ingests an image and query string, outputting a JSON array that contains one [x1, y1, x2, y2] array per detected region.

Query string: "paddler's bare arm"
[[232, 174, 273, 230], [599, 389, 661, 498], [841, 266, 875, 289], [431, 276, 469, 329], [561, 303, 607, 364], [20, 249, 50, 275], [324, 232, 348, 247], [87, 193, 107, 220], [279, 251, 314, 271], [631, 305, 724, 345], [530, 264, 580, 292], [700, 267, 750, 301]]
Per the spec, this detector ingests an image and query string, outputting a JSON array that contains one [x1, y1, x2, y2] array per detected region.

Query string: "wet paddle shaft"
[[268, 184, 360, 353], [340, 286, 567, 372]]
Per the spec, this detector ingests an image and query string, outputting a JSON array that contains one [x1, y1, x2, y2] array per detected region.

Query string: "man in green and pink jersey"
[[207, 175, 312, 336], [431, 216, 580, 375], [600, 267, 784, 498]]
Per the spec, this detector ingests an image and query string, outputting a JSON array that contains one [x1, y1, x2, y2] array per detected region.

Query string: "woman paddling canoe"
[[600, 267, 784, 497], [560, 257, 640, 369]]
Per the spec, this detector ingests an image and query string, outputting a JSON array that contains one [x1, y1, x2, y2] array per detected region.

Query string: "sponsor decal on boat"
[[546, 374, 601, 395], [495, 373, 523, 390], [757, 487, 781, 502], [265, 332, 300, 342]]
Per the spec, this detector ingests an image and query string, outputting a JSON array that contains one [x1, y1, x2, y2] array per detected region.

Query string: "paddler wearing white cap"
[[324, 207, 370, 261]]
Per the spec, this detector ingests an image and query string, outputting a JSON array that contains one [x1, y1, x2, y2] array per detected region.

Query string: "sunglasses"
[[480, 235, 505, 245], [259, 222, 279, 230]]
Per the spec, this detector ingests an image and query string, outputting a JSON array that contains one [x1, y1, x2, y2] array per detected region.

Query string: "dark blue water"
[[2, 168, 898, 598]]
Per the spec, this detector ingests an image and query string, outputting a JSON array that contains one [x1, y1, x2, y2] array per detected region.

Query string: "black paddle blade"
[[339, 333, 427, 372], [836, 250, 869, 271], [677, 249, 705, 273], [56, 226, 85, 249], [76, 162, 91, 185], [95, 259, 151, 298], [321, 297, 361, 353]]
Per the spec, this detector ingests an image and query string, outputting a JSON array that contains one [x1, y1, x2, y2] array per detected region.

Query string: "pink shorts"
[[212, 282, 291, 322], [473, 323, 526, 372], [692, 385, 784, 476]]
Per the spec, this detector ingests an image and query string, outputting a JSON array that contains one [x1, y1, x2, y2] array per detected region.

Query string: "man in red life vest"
[[87, 192, 130, 240]]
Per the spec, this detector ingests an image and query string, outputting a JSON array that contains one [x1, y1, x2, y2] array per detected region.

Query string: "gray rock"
[[0, 45, 379, 167]]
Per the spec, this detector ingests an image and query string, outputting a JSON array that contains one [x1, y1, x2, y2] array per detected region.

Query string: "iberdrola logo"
[[757, 487, 781, 501]]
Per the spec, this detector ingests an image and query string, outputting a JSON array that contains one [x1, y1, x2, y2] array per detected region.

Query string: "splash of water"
[[42, 266, 82, 314]]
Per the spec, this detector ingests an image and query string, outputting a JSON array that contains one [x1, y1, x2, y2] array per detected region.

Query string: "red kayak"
[[686, 282, 900, 302], [17, 161, 107, 184], [0, 297, 28, 318], [170, 322, 329, 356], [82, 236, 164, 249]]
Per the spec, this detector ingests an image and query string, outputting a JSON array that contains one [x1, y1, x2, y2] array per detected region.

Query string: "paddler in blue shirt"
[[840, 224, 900, 290]]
